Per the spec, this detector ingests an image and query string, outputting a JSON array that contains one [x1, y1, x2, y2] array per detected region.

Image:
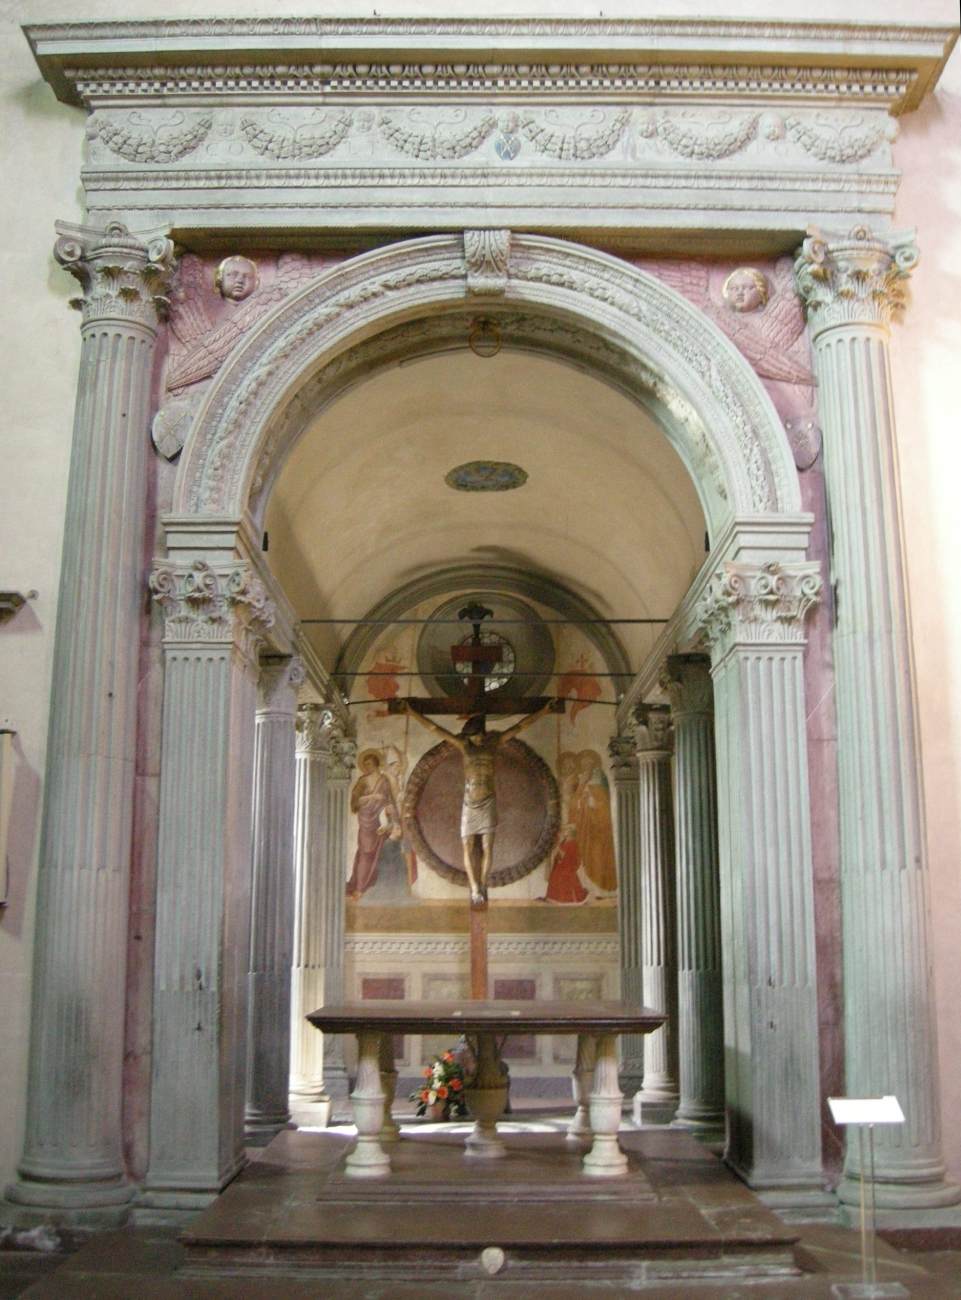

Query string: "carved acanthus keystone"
[[633, 704, 673, 757], [607, 733, 639, 780], [295, 702, 334, 756], [54, 220, 175, 329], [661, 654, 714, 717], [465, 229, 511, 295], [794, 225, 919, 336], [149, 559, 275, 661], [696, 560, 822, 654]]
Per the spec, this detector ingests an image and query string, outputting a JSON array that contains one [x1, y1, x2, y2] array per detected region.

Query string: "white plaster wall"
[[0, 0, 958, 1194]]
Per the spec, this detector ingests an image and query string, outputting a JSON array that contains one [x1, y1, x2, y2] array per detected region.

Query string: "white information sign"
[[827, 1095, 905, 1126]]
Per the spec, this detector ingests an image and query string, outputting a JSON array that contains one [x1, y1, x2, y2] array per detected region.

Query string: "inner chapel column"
[[6, 223, 173, 1222], [245, 656, 303, 1141], [142, 558, 274, 1210], [634, 706, 679, 1124], [698, 562, 824, 1192], [796, 228, 959, 1209], [608, 734, 643, 1097], [663, 654, 724, 1140]]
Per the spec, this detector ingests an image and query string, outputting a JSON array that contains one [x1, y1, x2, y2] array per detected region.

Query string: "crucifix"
[[388, 602, 563, 997]]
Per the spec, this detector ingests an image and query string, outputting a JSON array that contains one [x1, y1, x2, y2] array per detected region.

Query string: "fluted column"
[[141, 558, 274, 1211], [663, 654, 724, 1139], [635, 706, 679, 1124], [6, 223, 173, 1224], [608, 734, 642, 1096], [698, 563, 824, 1191], [307, 721, 356, 1101], [244, 656, 303, 1141], [796, 227, 959, 1209], [289, 704, 333, 1108]]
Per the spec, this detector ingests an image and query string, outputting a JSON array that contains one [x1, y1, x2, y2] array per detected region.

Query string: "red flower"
[[423, 1067, 432, 1078], [451, 1078, 463, 1091], [420, 1089, 430, 1102], [436, 1085, 449, 1100], [443, 1052, 454, 1062]]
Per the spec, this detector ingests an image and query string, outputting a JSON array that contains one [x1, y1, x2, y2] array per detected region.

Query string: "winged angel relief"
[[645, 257, 814, 389]]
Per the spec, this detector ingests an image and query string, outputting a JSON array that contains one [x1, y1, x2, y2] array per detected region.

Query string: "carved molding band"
[[149, 558, 275, 657], [795, 225, 920, 335], [54, 220, 175, 329], [696, 560, 822, 654]]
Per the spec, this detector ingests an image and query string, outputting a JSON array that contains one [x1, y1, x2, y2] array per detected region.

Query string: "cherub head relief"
[[215, 255, 259, 302], [722, 267, 769, 314]]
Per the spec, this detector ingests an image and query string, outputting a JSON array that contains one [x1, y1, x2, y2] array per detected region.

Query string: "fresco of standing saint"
[[540, 751, 588, 905], [346, 749, 401, 899], [572, 749, 617, 895]]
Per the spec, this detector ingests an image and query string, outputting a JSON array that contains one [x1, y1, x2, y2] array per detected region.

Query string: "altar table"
[[307, 999, 665, 1179]]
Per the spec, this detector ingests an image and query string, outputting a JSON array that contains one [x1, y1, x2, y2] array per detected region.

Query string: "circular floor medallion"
[[445, 461, 528, 492]]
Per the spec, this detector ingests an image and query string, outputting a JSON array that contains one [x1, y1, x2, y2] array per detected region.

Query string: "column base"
[[139, 1150, 246, 1223], [289, 1096, 333, 1129], [633, 1091, 679, 1126], [244, 1110, 293, 1146], [4, 1174, 134, 1230], [754, 1185, 839, 1224], [837, 1172, 961, 1212], [671, 1109, 725, 1144]]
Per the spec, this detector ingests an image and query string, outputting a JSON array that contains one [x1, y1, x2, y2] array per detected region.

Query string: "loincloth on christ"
[[461, 792, 497, 838]]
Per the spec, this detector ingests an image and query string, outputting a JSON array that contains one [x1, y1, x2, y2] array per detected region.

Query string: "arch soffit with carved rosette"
[[171, 233, 804, 554]]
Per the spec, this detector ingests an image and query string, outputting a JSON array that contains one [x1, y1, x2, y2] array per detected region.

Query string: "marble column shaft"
[[7, 223, 173, 1221], [289, 704, 333, 1103], [698, 562, 824, 1189], [244, 656, 303, 1139], [608, 735, 643, 1094], [142, 558, 274, 1209], [664, 654, 724, 1135], [796, 227, 958, 1208], [635, 707, 679, 1114]]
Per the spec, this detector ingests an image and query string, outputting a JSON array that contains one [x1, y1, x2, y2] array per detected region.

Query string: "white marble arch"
[[135, 230, 829, 1213], [172, 232, 801, 537]]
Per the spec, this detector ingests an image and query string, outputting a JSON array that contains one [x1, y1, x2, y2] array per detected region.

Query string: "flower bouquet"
[[409, 1049, 470, 1120]]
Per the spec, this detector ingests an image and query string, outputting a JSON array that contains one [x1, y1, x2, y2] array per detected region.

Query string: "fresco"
[[344, 596, 619, 923]]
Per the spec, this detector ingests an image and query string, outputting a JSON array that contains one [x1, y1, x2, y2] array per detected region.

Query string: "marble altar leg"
[[464, 1034, 508, 1159], [379, 1033, 401, 1143], [797, 228, 960, 1210], [635, 706, 679, 1125], [698, 563, 824, 1192], [346, 1031, 391, 1178], [664, 656, 724, 1140], [244, 656, 302, 1142], [140, 558, 273, 1212], [6, 223, 173, 1225], [567, 1033, 597, 1143], [583, 1035, 629, 1177], [608, 735, 643, 1097]]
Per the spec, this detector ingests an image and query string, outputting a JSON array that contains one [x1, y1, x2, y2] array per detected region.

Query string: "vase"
[[429, 1101, 448, 1121]]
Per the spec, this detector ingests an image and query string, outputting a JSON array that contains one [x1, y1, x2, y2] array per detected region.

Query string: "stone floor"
[[2, 1111, 960, 1297]]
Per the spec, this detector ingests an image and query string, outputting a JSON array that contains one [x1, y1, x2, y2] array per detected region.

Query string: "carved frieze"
[[88, 109, 212, 162], [239, 109, 352, 160], [696, 560, 822, 654], [794, 225, 920, 334]]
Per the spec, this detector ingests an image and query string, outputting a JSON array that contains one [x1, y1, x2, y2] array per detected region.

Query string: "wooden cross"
[[387, 603, 563, 998]]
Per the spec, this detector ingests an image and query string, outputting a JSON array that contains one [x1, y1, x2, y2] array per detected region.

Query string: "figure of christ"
[[401, 700, 553, 904]]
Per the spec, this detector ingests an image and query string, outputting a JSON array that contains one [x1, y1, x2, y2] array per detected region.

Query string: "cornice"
[[25, 18, 957, 113]]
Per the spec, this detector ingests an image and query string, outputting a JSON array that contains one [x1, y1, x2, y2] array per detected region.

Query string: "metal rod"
[[344, 697, 621, 708], [336, 671, 635, 678], [301, 617, 668, 625]]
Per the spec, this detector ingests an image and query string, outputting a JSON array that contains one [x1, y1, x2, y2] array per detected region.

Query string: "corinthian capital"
[[607, 733, 639, 781], [54, 219, 175, 329], [634, 704, 673, 757], [794, 225, 919, 335], [325, 719, 358, 780], [149, 558, 275, 662], [661, 654, 713, 717], [295, 702, 334, 757], [696, 560, 821, 656]]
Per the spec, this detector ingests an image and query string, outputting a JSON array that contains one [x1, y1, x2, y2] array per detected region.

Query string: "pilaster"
[[6, 222, 173, 1225], [244, 655, 304, 1142], [634, 706, 679, 1125], [289, 703, 333, 1110], [796, 227, 959, 1210], [140, 558, 274, 1212], [663, 654, 724, 1140], [607, 734, 642, 1097], [698, 560, 824, 1191]]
